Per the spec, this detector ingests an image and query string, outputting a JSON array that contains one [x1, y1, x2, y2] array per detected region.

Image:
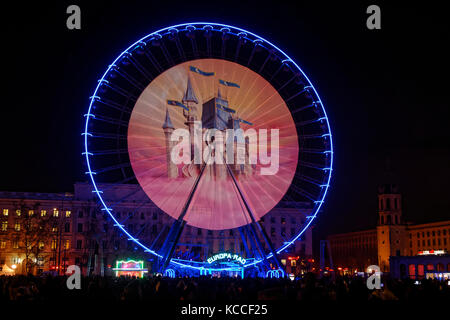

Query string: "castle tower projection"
[[182, 76, 199, 162], [162, 108, 178, 178], [202, 87, 232, 131], [163, 72, 255, 180]]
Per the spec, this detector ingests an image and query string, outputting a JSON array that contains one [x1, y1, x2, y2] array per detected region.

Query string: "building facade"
[[328, 184, 450, 273], [0, 183, 312, 276]]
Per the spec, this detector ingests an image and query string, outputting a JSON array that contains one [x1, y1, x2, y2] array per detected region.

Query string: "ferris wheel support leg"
[[244, 224, 269, 267], [238, 226, 252, 257], [158, 220, 187, 273], [149, 225, 168, 251], [253, 221, 284, 271], [225, 163, 284, 272], [158, 161, 208, 273]]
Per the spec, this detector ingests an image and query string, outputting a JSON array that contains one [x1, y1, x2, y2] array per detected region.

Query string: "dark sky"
[[1, 1, 449, 240]]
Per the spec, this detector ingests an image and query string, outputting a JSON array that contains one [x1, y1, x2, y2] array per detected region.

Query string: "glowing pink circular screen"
[[128, 59, 298, 230]]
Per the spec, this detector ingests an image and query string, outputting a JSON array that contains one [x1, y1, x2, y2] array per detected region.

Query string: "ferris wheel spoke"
[[247, 40, 260, 66], [288, 183, 317, 202], [294, 172, 327, 188], [141, 45, 163, 73], [220, 30, 228, 58], [116, 210, 140, 228], [88, 132, 127, 140], [189, 36, 199, 58], [169, 29, 187, 61], [301, 132, 331, 140], [204, 26, 212, 57], [290, 102, 317, 114], [300, 160, 329, 171], [285, 87, 309, 103], [93, 162, 131, 175], [134, 222, 149, 237], [106, 177, 162, 209], [101, 79, 138, 101], [96, 175, 137, 193], [124, 54, 154, 82], [118, 215, 132, 227], [149, 225, 168, 250], [269, 64, 284, 82], [301, 147, 332, 154], [115, 201, 154, 230], [233, 35, 243, 61], [258, 50, 273, 74], [276, 74, 297, 92], [158, 40, 175, 66], [281, 193, 313, 214], [90, 148, 128, 156], [111, 67, 145, 91], [186, 26, 199, 58], [295, 116, 327, 127], [90, 114, 129, 127], [93, 96, 132, 114]]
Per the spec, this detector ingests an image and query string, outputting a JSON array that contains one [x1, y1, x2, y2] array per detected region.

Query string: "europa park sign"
[[207, 253, 246, 265]]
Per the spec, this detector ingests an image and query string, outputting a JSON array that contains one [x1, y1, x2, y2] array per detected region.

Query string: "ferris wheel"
[[83, 22, 333, 276]]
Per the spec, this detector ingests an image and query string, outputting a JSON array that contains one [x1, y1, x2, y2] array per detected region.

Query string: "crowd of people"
[[1, 273, 449, 301]]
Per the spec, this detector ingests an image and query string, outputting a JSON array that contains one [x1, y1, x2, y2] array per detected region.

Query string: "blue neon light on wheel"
[[83, 22, 333, 273]]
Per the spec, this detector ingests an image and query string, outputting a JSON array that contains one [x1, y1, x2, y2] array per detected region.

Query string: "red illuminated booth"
[[390, 252, 450, 280], [112, 260, 148, 278]]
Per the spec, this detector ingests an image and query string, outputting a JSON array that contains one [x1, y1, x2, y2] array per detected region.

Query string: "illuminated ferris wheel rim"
[[83, 22, 333, 272]]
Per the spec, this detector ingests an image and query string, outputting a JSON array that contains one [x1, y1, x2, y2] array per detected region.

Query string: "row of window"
[[1, 221, 85, 233], [0, 239, 70, 250], [1, 220, 302, 241], [332, 245, 376, 253], [379, 197, 400, 211], [2, 208, 170, 221], [332, 236, 377, 246], [415, 229, 449, 238], [260, 216, 302, 225], [416, 238, 448, 247], [0, 238, 135, 251], [1, 238, 170, 251], [380, 214, 400, 225], [2, 208, 72, 218], [2, 208, 305, 228], [1, 221, 113, 233]]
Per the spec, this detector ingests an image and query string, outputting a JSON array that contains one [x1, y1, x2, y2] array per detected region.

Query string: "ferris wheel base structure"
[[83, 22, 333, 278]]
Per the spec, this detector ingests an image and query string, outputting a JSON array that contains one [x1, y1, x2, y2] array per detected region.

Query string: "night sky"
[[1, 1, 449, 241]]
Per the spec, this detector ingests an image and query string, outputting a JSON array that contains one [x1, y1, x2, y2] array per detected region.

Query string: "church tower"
[[162, 108, 178, 178], [376, 183, 407, 272], [378, 184, 402, 226]]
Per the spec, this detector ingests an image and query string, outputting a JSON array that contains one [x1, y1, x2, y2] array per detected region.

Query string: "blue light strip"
[[83, 22, 333, 272]]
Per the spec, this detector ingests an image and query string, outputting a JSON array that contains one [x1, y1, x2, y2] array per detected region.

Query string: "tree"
[[12, 202, 52, 274]]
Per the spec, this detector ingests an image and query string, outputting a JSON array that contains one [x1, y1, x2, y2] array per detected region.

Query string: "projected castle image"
[[162, 76, 255, 180]]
